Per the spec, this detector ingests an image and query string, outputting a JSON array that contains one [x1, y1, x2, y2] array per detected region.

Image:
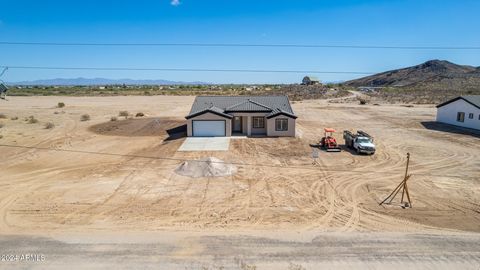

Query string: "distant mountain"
[[10, 77, 209, 86], [346, 60, 480, 87]]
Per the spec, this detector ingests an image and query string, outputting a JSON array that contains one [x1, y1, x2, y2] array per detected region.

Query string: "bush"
[[135, 112, 144, 117], [27, 116, 38, 124], [0, 135, 3, 139], [119, 111, 129, 119], [11, 116, 18, 120], [45, 122, 55, 129], [57, 102, 65, 108], [0, 113, 6, 119], [80, 114, 90, 121], [110, 116, 118, 121], [359, 98, 367, 105]]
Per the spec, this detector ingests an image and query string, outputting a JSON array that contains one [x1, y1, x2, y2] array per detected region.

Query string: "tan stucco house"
[[185, 96, 297, 137]]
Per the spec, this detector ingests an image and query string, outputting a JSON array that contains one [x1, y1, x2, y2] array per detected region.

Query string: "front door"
[[233, 116, 242, 133]]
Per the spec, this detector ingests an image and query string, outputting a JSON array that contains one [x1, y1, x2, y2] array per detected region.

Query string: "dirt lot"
[[0, 95, 479, 235]]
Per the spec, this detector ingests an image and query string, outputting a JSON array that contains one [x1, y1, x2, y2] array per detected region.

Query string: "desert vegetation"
[[44, 122, 55, 129], [26, 116, 38, 124], [80, 114, 91, 121], [6, 84, 350, 101]]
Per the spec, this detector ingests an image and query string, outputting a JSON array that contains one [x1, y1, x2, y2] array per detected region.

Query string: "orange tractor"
[[320, 128, 341, 152]]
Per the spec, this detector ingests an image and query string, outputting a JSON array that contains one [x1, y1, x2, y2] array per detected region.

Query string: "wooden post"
[[380, 153, 412, 208]]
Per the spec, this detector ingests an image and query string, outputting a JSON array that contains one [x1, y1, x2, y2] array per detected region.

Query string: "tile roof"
[[225, 99, 272, 112], [186, 95, 296, 119], [185, 106, 233, 119], [266, 108, 298, 119]]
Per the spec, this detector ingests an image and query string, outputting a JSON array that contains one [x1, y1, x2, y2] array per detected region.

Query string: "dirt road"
[[0, 96, 478, 234], [1, 231, 479, 269]]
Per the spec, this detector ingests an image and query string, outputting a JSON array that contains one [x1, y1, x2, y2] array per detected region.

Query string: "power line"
[[0, 144, 474, 180], [0, 65, 375, 75], [1, 41, 480, 50]]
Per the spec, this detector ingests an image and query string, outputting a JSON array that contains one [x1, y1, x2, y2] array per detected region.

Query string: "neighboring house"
[[436, 95, 480, 130], [0, 83, 7, 100], [185, 95, 297, 137], [302, 76, 321, 85]]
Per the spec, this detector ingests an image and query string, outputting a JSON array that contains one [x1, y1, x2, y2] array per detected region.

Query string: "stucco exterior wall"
[[187, 112, 296, 137], [187, 112, 232, 136], [266, 115, 296, 137], [436, 99, 480, 130], [231, 113, 268, 135]]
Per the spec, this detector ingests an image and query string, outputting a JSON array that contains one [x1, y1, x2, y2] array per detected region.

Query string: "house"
[[302, 76, 321, 85], [185, 95, 297, 137], [0, 83, 7, 100], [436, 95, 480, 130]]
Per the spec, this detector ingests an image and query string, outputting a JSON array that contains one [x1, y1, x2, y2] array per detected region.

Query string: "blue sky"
[[1, 0, 480, 84]]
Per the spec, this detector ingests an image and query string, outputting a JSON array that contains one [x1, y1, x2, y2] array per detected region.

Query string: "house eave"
[[436, 96, 480, 110], [185, 110, 233, 120]]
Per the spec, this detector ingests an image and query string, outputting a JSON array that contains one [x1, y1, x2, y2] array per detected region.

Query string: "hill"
[[346, 60, 480, 103], [346, 60, 478, 87]]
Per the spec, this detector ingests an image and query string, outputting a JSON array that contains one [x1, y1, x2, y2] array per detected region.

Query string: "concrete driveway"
[[178, 137, 230, 151]]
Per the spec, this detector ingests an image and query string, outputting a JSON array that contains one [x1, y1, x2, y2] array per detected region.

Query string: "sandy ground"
[[0, 95, 479, 268]]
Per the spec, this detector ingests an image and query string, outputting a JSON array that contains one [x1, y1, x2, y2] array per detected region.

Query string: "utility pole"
[[380, 153, 412, 208]]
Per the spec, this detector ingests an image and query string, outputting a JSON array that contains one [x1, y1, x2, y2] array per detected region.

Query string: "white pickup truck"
[[343, 130, 376, 155]]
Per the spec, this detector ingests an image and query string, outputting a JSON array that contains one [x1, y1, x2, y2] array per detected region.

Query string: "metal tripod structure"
[[380, 152, 412, 208]]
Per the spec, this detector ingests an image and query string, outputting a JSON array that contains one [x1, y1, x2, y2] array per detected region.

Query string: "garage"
[[192, 120, 226, 137]]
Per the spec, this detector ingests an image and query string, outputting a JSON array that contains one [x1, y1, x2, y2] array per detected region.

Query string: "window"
[[457, 112, 465, 122], [468, 113, 474, 119], [252, 117, 265, 128], [275, 118, 288, 131]]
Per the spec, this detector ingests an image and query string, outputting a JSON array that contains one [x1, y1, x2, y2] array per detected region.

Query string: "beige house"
[[186, 96, 297, 137]]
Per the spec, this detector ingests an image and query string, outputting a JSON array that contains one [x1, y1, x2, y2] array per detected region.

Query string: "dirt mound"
[[175, 157, 237, 178], [89, 117, 185, 137]]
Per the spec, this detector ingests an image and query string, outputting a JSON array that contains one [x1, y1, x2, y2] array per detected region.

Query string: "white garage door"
[[192, 120, 226, 137]]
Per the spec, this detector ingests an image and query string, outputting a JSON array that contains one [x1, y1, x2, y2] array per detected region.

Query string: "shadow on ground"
[[164, 124, 187, 141], [421, 121, 480, 138]]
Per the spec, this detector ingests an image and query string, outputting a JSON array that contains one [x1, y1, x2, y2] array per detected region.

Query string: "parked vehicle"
[[320, 128, 341, 152], [343, 130, 376, 155]]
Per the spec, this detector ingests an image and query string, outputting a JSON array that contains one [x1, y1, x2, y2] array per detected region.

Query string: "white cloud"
[[170, 0, 181, 6]]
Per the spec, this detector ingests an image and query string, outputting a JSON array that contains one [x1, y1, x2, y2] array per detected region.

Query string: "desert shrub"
[[27, 116, 38, 124], [11, 116, 18, 120], [359, 98, 367, 105], [0, 123, 3, 128], [57, 102, 65, 108], [0, 113, 6, 119], [44, 122, 55, 129], [80, 114, 90, 121], [135, 112, 144, 117], [119, 111, 129, 118], [0, 135, 3, 139], [110, 116, 118, 121]]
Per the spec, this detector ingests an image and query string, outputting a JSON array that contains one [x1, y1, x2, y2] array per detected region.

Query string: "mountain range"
[[9, 77, 209, 86]]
